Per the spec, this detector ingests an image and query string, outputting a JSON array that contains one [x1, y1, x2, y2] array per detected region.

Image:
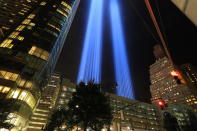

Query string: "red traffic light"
[[158, 101, 164, 106], [157, 100, 166, 108]]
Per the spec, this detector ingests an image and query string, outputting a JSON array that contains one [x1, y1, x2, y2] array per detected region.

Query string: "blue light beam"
[[110, 0, 135, 99], [77, 0, 104, 83]]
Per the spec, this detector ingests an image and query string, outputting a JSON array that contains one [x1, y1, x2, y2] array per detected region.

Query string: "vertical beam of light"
[[77, 0, 104, 83], [110, 0, 135, 99]]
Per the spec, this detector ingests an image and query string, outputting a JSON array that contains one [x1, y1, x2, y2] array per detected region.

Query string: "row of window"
[[6, 113, 27, 128], [47, 23, 60, 32], [28, 46, 49, 61], [0, 39, 14, 48], [6, 88, 36, 109], [0, 13, 36, 49], [0, 85, 10, 93], [56, 9, 68, 17], [0, 70, 33, 89], [61, 1, 72, 10], [0, 70, 19, 81]]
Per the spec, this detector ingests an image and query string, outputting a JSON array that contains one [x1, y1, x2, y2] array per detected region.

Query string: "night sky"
[[56, 0, 197, 103]]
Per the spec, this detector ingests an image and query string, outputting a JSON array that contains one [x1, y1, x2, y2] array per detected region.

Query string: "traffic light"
[[157, 99, 167, 110], [170, 71, 184, 84]]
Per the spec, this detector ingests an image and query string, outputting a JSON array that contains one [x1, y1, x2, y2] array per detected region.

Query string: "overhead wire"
[[144, 0, 174, 64], [127, 0, 160, 44], [154, 0, 170, 51]]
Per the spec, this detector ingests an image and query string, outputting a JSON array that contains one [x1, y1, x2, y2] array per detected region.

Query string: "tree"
[[163, 112, 180, 131], [0, 98, 14, 130], [66, 82, 112, 131], [46, 82, 112, 131], [44, 108, 68, 131]]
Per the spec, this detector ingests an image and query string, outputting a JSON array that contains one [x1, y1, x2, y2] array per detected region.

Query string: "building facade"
[[31, 75, 163, 131], [108, 94, 162, 131], [171, 0, 197, 26], [55, 78, 76, 110], [27, 74, 76, 131], [27, 73, 61, 131], [180, 63, 197, 88], [149, 45, 197, 113], [0, 0, 80, 130]]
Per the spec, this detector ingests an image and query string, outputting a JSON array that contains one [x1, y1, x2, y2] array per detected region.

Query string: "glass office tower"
[[0, 0, 80, 130]]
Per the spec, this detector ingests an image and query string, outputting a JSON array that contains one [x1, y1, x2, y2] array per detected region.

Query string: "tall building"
[[27, 74, 76, 131], [149, 45, 197, 113], [0, 0, 80, 130], [180, 63, 197, 88], [55, 78, 76, 110], [171, 0, 197, 26], [27, 73, 61, 131], [0, 0, 39, 39]]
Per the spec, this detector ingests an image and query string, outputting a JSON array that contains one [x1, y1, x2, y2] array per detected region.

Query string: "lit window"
[[61, 1, 72, 10], [18, 36, 24, 41], [6, 113, 26, 127], [10, 74, 18, 81], [0, 70, 6, 76], [18, 91, 27, 100], [7, 89, 36, 109], [17, 79, 33, 88], [29, 46, 49, 60], [13, 89, 20, 98], [47, 23, 60, 31], [18, 12, 25, 15], [29, 23, 35, 26], [40, 2, 46, 6], [18, 79, 26, 87], [56, 9, 68, 17], [9, 32, 19, 38], [2, 26, 10, 30], [0, 86, 10, 93], [0, 70, 19, 81], [22, 19, 31, 25], [0, 39, 13, 48], [9, 19, 14, 23], [25, 82, 33, 88], [28, 14, 35, 19], [16, 25, 25, 31]]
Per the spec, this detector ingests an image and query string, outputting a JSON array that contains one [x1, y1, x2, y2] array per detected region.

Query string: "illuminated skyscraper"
[[149, 45, 197, 113], [0, 0, 80, 130]]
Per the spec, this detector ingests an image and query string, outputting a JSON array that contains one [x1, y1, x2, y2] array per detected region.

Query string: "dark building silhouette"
[[181, 63, 197, 87]]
